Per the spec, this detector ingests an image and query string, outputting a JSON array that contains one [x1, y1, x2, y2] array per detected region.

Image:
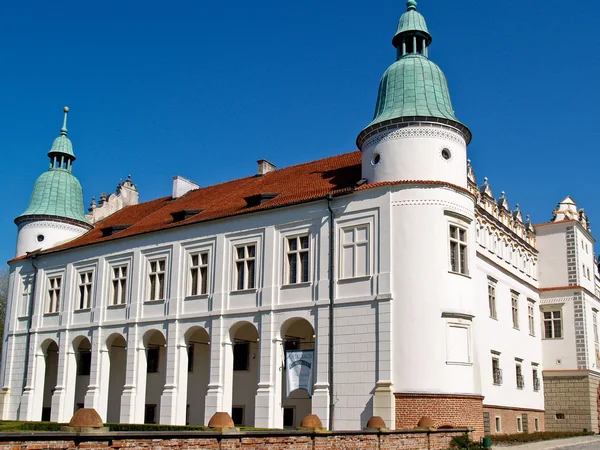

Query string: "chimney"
[[257, 159, 276, 176], [172, 176, 199, 199]]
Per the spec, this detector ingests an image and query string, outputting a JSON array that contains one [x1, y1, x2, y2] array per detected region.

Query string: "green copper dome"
[[16, 107, 89, 225], [393, 1, 431, 47], [368, 54, 457, 126], [357, 1, 470, 146], [19, 170, 88, 223]]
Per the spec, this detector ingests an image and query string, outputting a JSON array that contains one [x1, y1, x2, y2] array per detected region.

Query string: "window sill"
[[281, 282, 312, 290], [75, 308, 91, 313], [184, 294, 209, 300], [338, 275, 372, 284], [517, 387, 524, 390], [17, 315, 30, 320], [493, 383, 502, 387], [513, 327, 520, 331], [448, 271, 471, 279], [107, 303, 127, 309], [542, 337, 564, 340], [489, 316, 498, 321], [446, 361, 473, 366], [530, 333, 536, 337], [43, 312, 59, 317], [144, 299, 166, 304], [230, 288, 258, 295]]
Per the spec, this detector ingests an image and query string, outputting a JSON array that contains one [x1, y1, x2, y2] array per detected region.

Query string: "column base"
[[373, 382, 395, 430]]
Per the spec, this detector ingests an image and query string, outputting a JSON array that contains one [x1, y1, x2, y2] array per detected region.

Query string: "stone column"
[[160, 322, 185, 425], [205, 318, 228, 423], [51, 332, 76, 423], [120, 327, 142, 424], [373, 299, 394, 429], [20, 336, 45, 421], [84, 328, 109, 419], [254, 312, 276, 428], [312, 305, 330, 429]]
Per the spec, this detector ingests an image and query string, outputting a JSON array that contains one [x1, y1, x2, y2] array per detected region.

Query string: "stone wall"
[[0, 430, 471, 450], [395, 393, 484, 439], [483, 405, 545, 435], [543, 371, 600, 433]]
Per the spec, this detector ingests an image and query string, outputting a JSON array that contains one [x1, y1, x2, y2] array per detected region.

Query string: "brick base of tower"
[[395, 393, 484, 439]]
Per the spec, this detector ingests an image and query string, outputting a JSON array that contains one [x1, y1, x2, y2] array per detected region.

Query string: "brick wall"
[[544, 372, 600, 433], [395, 393, 484, 439], [0, 429, 472, 450], [483, 406, 544, 435]]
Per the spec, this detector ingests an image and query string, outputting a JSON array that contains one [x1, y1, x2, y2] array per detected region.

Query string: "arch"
[[73, 336, 92, 413], [41, 339, 59, 421], [106, 333, 127, 423], [280, 317, 315, 428], [183, 326, 211, 425], [142, 329, 167, 424], [229, 321, 260, 427]]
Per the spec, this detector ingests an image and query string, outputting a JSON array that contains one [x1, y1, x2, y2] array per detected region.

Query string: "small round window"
[[371, 153, 381, 166], [441, 148, 452, 160], [37, 234, 45, 242]]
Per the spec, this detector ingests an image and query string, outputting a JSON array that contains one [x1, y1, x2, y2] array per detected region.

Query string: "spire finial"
[[407, 0, 417, 11], [61, 106, 69, 136]]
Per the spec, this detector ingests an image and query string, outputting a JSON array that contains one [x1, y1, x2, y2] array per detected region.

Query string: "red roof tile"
[[13, 151, 473, 260]]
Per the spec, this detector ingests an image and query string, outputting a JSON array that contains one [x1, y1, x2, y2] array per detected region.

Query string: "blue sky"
[[1, 0, 599, 264]]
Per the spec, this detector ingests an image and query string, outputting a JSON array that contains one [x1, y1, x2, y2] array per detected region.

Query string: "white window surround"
[[19, 272, 34, 318], [511, 291, 520, 330], [228, 233, 263, 293], [340, 224, 370, 280], [106, 255, 133, 307], [285, 234, 311, 285], [443, 313, 473, 366], [541, 304, 563, 339], [488, 280, 497, 319], [528, 299, 535, 336], [189, 251, 210, 297], [77, 270, 94, 310], [181, 239, 216, 299], [45, 272, 64, 314], [448, 222, 468, 276], [278, 221, 315, 288], [142, 248, 172, 302], [336, 212, 376, 282]]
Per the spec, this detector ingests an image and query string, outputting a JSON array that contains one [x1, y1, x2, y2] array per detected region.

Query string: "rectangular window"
[[148, 259, 166, 301], [341, 225, 370, 279], [517, 417, 523, 432], [488, 283, 497, 319], [78, 271, 93, 310], [189, 252, 209, 296], [449, 225, 468, 275], [147, 347, 159, 373], [46, 276, 62, 313], [594, 313, 599, 344], [235, 244, 256, 290], [231, 406, 244, 426], [111, 265, 128, 305], [283, 407, 295, 428], [543, 310, 562, 339], [495, 417, 501, 433], [77, 350, 92, 376], [286, 235, 310, 284], [492, 357, 502, 385], [516, 363, 524, 389], [528, 301, 535, 336], [233, 342, 250, 371], [534, 418, 539, 431], [533, 368, 540, 391], [21, 275, 33, 317], [511, 292, 519, 329], [446, 324, 470, 364], [144, 404, 157, 424], [188, 345, 194, 372]]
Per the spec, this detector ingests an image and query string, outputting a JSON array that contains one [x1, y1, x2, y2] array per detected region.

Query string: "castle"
[[1, 0, 598, 435]]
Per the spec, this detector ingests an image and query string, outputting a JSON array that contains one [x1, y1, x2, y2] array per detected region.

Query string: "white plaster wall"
[[540, 295, 576, 370], [475, 255, 544, 411], [361, 126, 467, 188], [16, 220, 88, 258], [536, 225, 568, 288], [575, 227, 596, 293], [389, 185, 477, 395]]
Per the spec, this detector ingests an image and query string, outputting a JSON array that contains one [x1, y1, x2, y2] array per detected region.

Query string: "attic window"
[[101, 224, 131, 237], [171, 209, 203, 222], [244, 193, 280, 208]]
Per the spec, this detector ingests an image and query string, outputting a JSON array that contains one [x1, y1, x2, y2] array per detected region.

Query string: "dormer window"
[[171, 210, 203, 223], [244, 193, 280, 208], [101, 224, 131, 237]]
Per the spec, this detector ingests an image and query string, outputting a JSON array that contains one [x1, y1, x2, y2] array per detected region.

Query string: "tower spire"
[[61, 106, 69, 136], [407, 0, 417, 11]]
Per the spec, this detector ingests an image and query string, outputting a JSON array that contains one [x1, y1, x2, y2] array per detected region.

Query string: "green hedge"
[[490, 430, 595, 445]]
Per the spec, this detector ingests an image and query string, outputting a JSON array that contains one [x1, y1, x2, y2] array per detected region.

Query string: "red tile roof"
[[13, 151, 473, 260]]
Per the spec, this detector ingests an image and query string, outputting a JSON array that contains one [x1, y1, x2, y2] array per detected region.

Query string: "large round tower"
[[359, 2, 482, 434], [15, 107, 92, 257]]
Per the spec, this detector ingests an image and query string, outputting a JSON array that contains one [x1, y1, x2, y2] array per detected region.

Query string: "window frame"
[[339, 224, 371, 280], [19, 272, 34, 318], [147, 258, 167, 302], [76, 270, 94, 310], [45, 274, 63, 314], [233, 243, 257, 291], [594, 311, 599, 344], [511, 291, 520, 330], [188, 251, 210, 297], [448, 223, 469, 276], [516, 362, 524, 389], [488, 280, 497, 319], [285, 234, 311, 285], [492, 355, 502, 385], [107, 256, 132, 307], [542, 306, 563, 340], [528, 299, 536, 336]]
